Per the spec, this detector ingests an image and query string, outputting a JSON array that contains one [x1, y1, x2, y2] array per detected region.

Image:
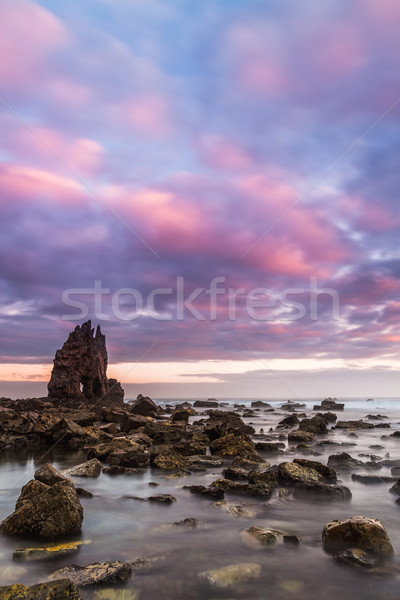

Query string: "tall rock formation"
[[47, 321, 124, 406]]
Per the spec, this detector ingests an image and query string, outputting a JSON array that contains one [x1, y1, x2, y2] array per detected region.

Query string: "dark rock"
[[120, 413, 150, 433], [313, 399, 344, 411], [293, 481, 352, 501], [248, 470, 278, 488], [334, 548, 381, 570], [148, 494, 176, 504], [288, 430, 314, 443], [281, 402, 306, 410], [322, 516, 394, 556], [278, 414, 299, 427], [241, 525, 283, 546], [186, 455, 223, 471], [255, 441, 285, 453], [351, 474, 396, 485], [270, 461, 327, 487], [327, 452, 364, 471], [76, 488, 93, 498], [63, 458, 102, 478], [152, 449, 188, 470], [391, 467, 400, 477], [102, 465, 137, 475], [35, 464, 69, 487], [224, 457, 267, 480], [50, 561, 132, 587], [204, 410, 255, 441], [173, 439, 207, 456], [0, 579, 82, 599], [284, 535, 303, 545], [107, 443, 149, 468], [335, 420, 374, 430], [170, 409, 192, 423], [16, 480, 49, 509], [0, 480, 83, 539], [174, 517, 198, 528], [209, 433, 262, 461], [193, 400, 219, 407], [185, 485, 225, 499], [251, 401, 273, 408], [87, 437, 138, 461], [130, 394, 160, 417], [47, 321, 124, 406], [389, 480, 400, 496], [299, 415, 328, 434], [293, 459, 337, 483], [143, 421, 187, 444]]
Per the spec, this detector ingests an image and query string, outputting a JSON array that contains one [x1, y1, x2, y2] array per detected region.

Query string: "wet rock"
[[170, 409, 194, 423], [64, 458, 102, 478], [248, 469, 278, 488], [50, 561, 132, 587], [172, 439, 207, 456], [199, 562, 260, 589], [322, 516, 394, 556], [241, 526, 284, 546], [151, 449, 188, 470], [193, 399, 219, 407], [185, 485, 225, 500], [293, 481, 352, 501], [48, 321, 124, 406], [0, 479, 83, 539], [13, 540, 89, 562], [391, 467, 400, 477], [334, 548, 381, 570], [120, 413, 150, 433], [293, 459, 337, 483], [251, 401, 273, 408], [281, 402, 306, 410], [298, 415, 328, 434], [88, 438, 138, 461], [174, 517, 198, 528], [142, 421, 187, 444], [35, 464, 68, 487], [186, 455, 223, 471], [76, 488, 93, 498], [0, 579, 82, 599], [327, 452, 364, 471], [278, 414, 299, 427], [389, 480, 400, 496], [102, 466, 136, 475], [204, 410, 255, 441], [288, 430, 314, 443], [335, 420, 374, 430], [209, 433, 262, 461], [255, 442, 285, 454], [270, 461, 326, 487], [224, 457, 267, 480], [314, 398, 344, 411], [351, 474, 396, 485], [210, 479, 273, 499], [283, 535, 303, 545], [148, 494, 176, 504], [16, 480, 50, 509], [107, 443, 149, 468], [130, 394, 160, 418]]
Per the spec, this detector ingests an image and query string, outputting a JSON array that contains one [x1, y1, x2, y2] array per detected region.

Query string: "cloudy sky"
[[1, 0, 400, 399]]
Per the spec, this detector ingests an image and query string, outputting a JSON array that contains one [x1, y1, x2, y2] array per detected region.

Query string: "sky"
[[1, 0, 400, 399]]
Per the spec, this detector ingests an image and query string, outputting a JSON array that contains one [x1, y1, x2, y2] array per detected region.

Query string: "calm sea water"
[[0, 397, 400, 599]]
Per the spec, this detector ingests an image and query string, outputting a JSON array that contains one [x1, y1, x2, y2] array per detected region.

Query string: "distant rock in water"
[[47, 320, 124, 406]]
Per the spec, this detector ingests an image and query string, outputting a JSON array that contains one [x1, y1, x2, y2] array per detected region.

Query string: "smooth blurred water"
[[1, 398, 400, 599]]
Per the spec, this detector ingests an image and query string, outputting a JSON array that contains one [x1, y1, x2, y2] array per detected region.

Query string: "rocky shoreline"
[[0, 323, 399, 598]]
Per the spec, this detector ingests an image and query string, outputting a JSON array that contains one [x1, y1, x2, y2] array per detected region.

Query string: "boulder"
[[151, 449, 188, 470], [120, 413, 150, 433], [185, 485, 225, 500], [209, 434, 262, 461], [142, 422, 187, 444], [224, 457, 267, 480], [63, 459, 103, 478], [130, 394, 160, 417], [186, 455, 223, 471], [254, 442, 285, 454], [193, 400, 219, 408], [251, 401, 273, 408], [299, 415, 328, 434], [102, 465, 137, 475], [293, 482, 352, 502], [322, 516, 394, 556], [107, 443, 149, 468], [327, 453, 364, 471], [0, 480, 83, 539], [0, 579, 82, 599], [16, 480, 50, 509], [271, 461, 326, 486], [172, 439, 207, 456], [87, 438, 136, 461], [313, 399, 344, 411], [293, 459, 337, 483], [35, 464, 68, 486], [335, 420, 374, 430], [278, 414, 299, 427], [204, 411, 255, 441], [288, 430, 314, 443], [241, 526, 283, 546], [50, 561, 132, 587]]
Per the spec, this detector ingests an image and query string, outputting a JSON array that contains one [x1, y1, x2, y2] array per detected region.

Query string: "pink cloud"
[[119, 95, 173, 137], [199, 135, 253, 171], [0, 0, 69, 90]]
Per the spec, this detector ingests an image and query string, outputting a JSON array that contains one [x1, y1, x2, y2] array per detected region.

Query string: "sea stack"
[[47, 320, 124, 406]]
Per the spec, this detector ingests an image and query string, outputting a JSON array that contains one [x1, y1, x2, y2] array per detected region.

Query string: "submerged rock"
[[322, 516, 394, 556], [327, 452, 364, 471], [13, 540, 89, 562], [298, 415, 328, 434], [241, 526, 284, 546], [288, 430, 314, 443], [335, 420, 374, 430], [351, 474, 396, 485], [199, 563, 261, 589], [50, 561, 132, 587], [0, 480, 83, 539], [185, 485, 225, 500], [0, 579, 82, 599], [64, 458, 102, 478]]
